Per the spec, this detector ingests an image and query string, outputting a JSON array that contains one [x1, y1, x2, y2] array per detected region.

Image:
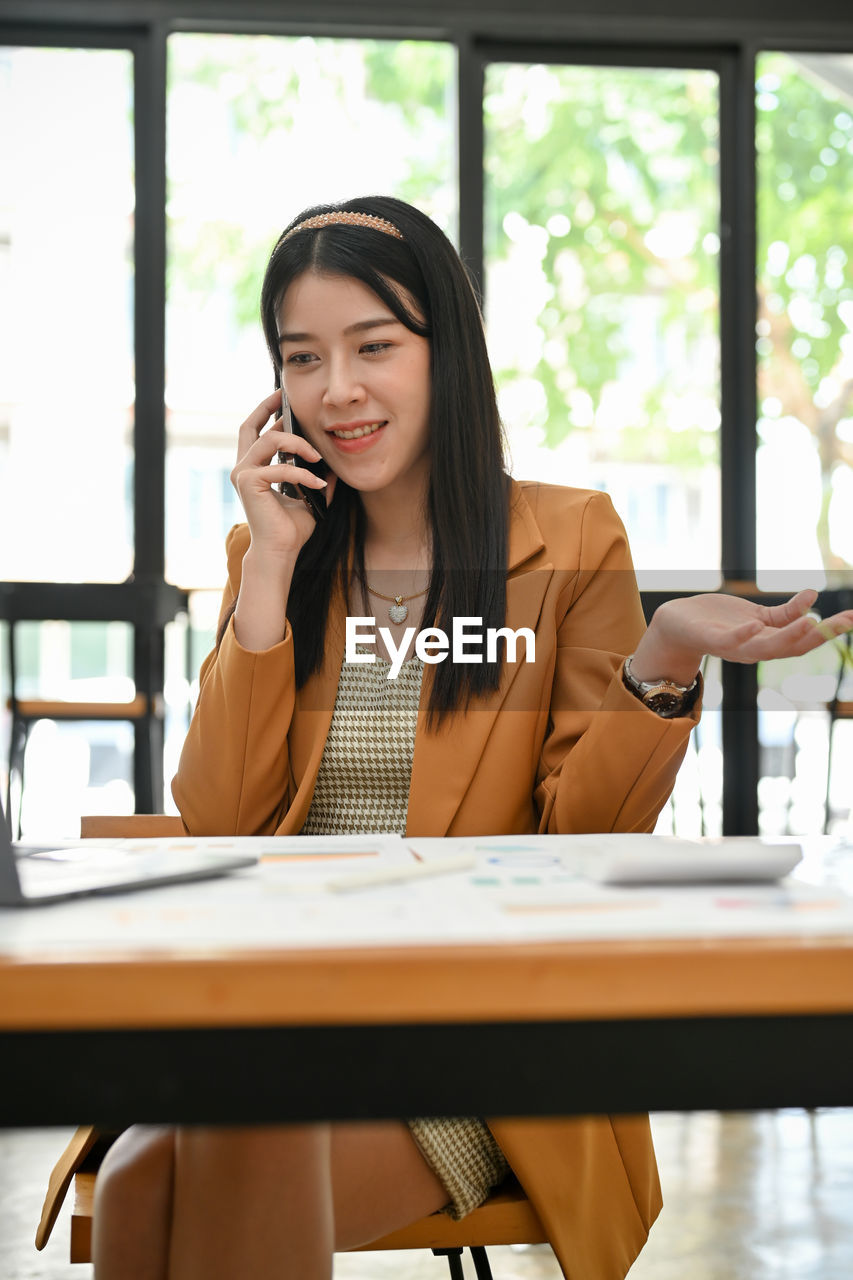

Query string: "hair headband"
[[282, 211, 405, 242]]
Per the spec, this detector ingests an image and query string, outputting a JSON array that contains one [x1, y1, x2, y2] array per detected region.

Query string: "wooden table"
[[3, 838, 853, 1126]]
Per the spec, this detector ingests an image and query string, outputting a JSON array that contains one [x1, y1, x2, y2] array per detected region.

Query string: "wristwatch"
[[622, 655, 700, 719]]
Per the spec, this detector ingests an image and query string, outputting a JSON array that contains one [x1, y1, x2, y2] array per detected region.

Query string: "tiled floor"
[[3, 1110, 853, 1278]]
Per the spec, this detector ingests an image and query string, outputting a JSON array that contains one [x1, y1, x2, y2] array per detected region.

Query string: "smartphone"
[[277, 387, 327, 521]]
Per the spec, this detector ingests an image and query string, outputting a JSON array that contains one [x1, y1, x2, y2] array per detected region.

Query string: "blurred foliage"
[[359, 42, 457, 213], [757, 54, 853, 392], [484, 64, 720, 457], [483, 55, 852, 570], [756, 53, 853, 570], [166, 36, 453, 333], [362, 41, 451, 125]]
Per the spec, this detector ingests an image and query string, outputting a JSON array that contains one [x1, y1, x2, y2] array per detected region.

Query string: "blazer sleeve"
[[171, 525, 297, 835], [533, 490, 700, 834]]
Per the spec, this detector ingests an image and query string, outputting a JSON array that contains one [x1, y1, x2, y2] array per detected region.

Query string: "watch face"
[[644, 690, 683, 717]]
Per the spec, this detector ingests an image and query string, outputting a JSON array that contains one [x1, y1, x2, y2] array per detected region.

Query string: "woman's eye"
[[361, 341, 392, 355], [285, 352, 316, 366]]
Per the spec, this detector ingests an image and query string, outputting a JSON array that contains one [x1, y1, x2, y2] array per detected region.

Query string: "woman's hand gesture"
[[230, 391, 333, 565], [632, 588, 853, 685]]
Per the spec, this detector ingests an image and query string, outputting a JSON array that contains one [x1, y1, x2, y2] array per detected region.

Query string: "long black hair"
[[258, 195, 509, 722]]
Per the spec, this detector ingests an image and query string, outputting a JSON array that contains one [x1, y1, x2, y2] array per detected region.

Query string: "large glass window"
[[756, 52, 853, 835], [484, 62, 721, 586], [756, 52, 853, 590], [0, 45, 134, 582], [164, 34, 456, 588], [2, 13, 849, 838]]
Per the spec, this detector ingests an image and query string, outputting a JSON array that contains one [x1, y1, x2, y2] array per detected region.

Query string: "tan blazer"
[[174, 481, 698, 842], [38, 482, 699, 1279]]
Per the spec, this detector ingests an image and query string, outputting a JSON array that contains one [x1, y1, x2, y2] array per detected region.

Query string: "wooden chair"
[[80, 813, 184, 838], [70, 1166, 546, 1278], [4, 619, 161, 837], [71, 814, 548, 1278]]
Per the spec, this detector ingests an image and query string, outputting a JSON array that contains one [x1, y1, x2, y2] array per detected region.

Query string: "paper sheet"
[[2, 834, 853, 954]]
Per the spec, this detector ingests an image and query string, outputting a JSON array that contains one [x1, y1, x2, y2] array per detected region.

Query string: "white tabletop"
[[3, 832, 853, 957]]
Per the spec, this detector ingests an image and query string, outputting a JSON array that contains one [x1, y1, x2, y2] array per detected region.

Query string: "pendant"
[[388, 597, 408, 624]]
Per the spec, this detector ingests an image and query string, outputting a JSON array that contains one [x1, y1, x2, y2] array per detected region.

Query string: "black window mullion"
[[718, 46, 758, 581], [129, 20, 171, 810], [719, 43, 760, 834], [132, 20, 168, 583], [457, 35, 485, 306], [475, 39, 720, 69]]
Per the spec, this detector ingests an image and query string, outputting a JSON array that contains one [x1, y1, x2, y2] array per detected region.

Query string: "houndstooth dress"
[[302, 648, 509, 1218]]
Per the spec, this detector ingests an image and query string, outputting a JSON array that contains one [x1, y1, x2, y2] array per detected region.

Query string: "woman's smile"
[[325, 419, 387, 450]]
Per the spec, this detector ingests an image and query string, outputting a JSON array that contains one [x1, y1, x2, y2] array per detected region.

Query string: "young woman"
[[86, 197, 852, 1279]]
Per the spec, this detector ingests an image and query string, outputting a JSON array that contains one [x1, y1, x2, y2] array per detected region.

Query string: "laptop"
[[0, 798, 257, 906]]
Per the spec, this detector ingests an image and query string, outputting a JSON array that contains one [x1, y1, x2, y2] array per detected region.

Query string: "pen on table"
[[326, 851, 476, 893]]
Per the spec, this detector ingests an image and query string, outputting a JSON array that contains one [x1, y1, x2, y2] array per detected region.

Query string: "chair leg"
[[469, 1245, 495, 1279], [433, 1247, 466, 1280], [134, 716, 157, 815], [7, 713, 29, 839], [3, 740, 12, 837], [824, 718, 835, 835]]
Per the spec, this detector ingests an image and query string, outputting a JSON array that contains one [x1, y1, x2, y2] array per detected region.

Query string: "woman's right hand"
[[230, 390, 332, 565]]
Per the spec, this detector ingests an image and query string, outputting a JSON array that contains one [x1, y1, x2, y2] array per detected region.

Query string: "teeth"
[[332, 422, 382, 440]]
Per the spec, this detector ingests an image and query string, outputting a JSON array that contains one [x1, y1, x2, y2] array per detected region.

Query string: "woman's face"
[[277, 271, 432, 500]]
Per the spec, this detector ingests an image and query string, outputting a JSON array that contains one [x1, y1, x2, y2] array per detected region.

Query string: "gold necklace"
[[366, 583, 429, 624]]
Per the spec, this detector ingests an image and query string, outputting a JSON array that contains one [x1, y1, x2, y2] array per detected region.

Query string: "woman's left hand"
[[631, 588, 853, 685]]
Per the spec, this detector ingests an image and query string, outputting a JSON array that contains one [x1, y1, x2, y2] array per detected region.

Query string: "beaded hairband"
[[282, 211, 405, 242]]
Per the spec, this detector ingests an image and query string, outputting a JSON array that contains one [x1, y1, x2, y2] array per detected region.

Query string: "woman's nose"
[[322, 356, 365, 407]]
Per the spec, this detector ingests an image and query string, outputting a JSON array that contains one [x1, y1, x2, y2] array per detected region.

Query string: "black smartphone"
[[276, 387, 327, 522]]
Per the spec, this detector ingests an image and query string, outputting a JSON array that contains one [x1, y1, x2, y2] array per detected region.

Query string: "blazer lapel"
[[406, 483, 552, 836]]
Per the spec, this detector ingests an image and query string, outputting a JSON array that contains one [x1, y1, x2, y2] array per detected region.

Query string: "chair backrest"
[[80, 814, 184, 838]]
